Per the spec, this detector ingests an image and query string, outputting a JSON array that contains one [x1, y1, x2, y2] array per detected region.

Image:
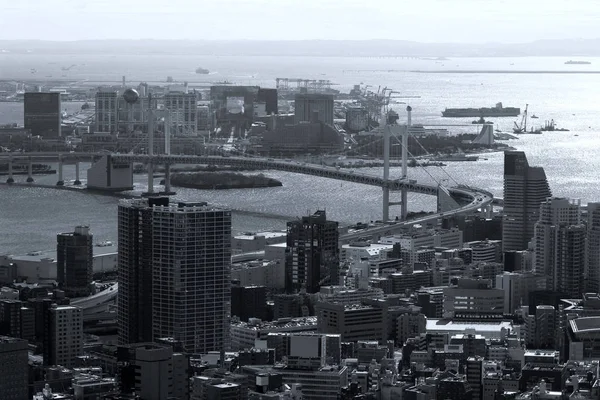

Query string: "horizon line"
[[1, 38, 599, 45]]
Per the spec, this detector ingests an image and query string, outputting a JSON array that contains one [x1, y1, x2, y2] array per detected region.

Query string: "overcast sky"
[[2, 0, 599, 42]]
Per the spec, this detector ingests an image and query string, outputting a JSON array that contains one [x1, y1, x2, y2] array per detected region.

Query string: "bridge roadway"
[[340, 185, 494, 241], [0, 152, 437, 194], [111, 154, 440, 194], [2, 152, 494, 238]]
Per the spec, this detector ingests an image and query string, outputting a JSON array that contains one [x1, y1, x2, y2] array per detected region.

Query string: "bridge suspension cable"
[[409, 135, 461, 187], [387, 128, 446, 190]]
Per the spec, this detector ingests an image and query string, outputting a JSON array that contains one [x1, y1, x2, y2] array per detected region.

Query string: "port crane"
[[513, 104, 529, 133]]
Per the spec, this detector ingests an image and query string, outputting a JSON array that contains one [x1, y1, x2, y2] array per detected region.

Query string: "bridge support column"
[[382, 115, 390, 222], [401, 189, 408, 221], [26, 158, 34, 183], [383, 188, 390, 222], [56, 157, 64, 186], [6, 157, 14, 184], [160, 163, 175, 195], [74, 162, 81, 185], [144, 163, 154, 196], [400, 108, 411, 221]]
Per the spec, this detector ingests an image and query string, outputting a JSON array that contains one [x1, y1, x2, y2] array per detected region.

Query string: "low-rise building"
[[230, 317, 318, 351]]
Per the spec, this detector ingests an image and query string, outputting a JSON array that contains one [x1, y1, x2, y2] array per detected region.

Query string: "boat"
[[531, 114, 539, 119], [195, 67, 210, 74], [442, 102, 520, 118], [565, 60, 591, 65], [216, 80, 232, 85], [434, 153, 479, 162], [540, 119, 569, 132]]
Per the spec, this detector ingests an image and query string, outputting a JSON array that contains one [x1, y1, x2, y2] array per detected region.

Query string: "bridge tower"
[[382, 105, 411, 222]]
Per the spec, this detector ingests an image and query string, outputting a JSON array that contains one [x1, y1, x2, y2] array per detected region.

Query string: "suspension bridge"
[[0, 100, 495, 239]]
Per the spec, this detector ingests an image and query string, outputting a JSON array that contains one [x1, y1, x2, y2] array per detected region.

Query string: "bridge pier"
[[26, 158, 34, 183], [400, 107, 411, 221], [6, 156, 14, 184], [382, 113, 391, 222], [401, 190, 408, 221], [74, 162, 81, 185], [382, 188, 390, 222], [56, 157, 64, 186], [160, 164, 175, 195], [143, 163, 154, 196]]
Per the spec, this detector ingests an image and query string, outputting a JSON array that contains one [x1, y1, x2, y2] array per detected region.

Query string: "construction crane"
[[513, 104, 529, 133]]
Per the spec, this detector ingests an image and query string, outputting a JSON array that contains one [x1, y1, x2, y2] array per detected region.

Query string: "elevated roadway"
[[340, 185, 494, 241], [72, 250, 267, 315]]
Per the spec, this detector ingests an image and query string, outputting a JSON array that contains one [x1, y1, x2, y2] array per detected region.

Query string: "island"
[[169, 172, 282, 190]]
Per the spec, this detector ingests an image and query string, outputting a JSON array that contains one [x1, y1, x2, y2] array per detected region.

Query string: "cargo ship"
[[442, 102, 520, 118], [565, 60, 591, 65]]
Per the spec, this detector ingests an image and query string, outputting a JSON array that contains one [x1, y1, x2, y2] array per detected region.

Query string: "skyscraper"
[[502, 151, 552, 252], [118, 198, 232, 353], [24, 92, 61, 138], [117, 197, 169, 345], [151, 202, 232, 353], [164, 91, 198, 135], [57, 226, 94, 297], [0, 336, 28, 400], [44, 305, 83, 367], [285, 210, 339, 293], [586, 202, 600, 293], [533, 197, 585, 297], [95, 90, 118, 132], [94, 88, 156, 134]]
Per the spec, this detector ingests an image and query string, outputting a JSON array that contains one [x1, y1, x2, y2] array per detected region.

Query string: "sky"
[[1, 0, 599, 42]]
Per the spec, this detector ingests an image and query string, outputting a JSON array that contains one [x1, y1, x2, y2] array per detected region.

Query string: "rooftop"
[[426, 319, 514, 333], [232, 317, 317, 331], [0, 335, 27, 344], [570, 316, 600, 333], [7, 243, 117, 262], [234, 231, 287, 240]]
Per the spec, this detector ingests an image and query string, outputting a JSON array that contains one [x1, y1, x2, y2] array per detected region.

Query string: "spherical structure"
[[406, 105, 412, 112], [123, 88, 140, 104]]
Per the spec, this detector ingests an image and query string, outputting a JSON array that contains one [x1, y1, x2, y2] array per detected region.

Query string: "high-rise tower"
[[533, 197, 584, 297], [586, 203, 600, 293], [57, 226, 93, 297], [117, 197, 169, 345], [151, 202, 232, 353], [118, 198, 232, 353], [285, 210, 339, 293], [502, 151, 551, 252]]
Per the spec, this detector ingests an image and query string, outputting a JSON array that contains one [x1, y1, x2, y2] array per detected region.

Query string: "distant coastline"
[[2, 39, 600, 57], [412, 70, 600, 74]]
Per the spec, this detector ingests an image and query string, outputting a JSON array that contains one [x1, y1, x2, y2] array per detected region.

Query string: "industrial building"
[[294, 93, 334, 125]]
